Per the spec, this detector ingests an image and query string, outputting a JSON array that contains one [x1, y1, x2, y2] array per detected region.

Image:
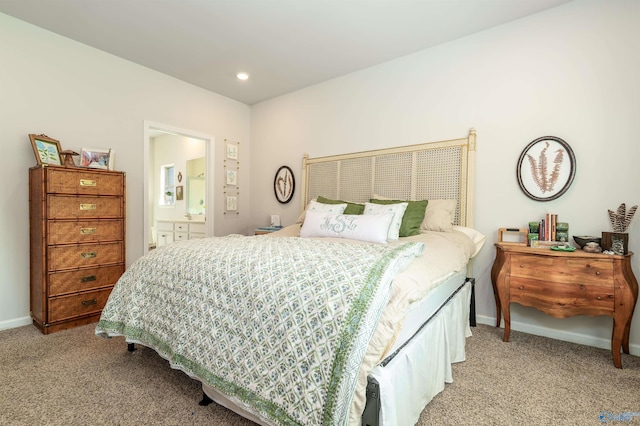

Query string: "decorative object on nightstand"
[[516, 136, 576, 202], [491, 243, 638, 368], [602, 203, 637, 255], [497, 228, 528, 245], [29, 166, 126, 334], [573, 235, 601, 249]]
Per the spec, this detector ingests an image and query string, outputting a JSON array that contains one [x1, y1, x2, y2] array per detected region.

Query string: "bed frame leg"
[[127, 343, 135, 352], [361, 377, 380, 426], [468, 278, 476, 327], [199, 391, 213, 406]]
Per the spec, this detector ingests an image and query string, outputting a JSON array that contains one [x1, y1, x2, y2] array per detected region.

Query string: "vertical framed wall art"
[[223, 139, 240, 215]]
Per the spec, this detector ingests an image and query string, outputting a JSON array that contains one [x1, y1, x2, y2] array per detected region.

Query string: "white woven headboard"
[[301, 128, 477, 228]]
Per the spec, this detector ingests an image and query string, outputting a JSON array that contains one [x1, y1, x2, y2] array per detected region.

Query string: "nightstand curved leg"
[[622, 321, 631, 354], [611, 317, 624, 368], [502, 306, 511, 342]]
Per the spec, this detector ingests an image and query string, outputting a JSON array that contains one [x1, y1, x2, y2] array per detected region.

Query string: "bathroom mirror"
[[186, 157, 206, 216]]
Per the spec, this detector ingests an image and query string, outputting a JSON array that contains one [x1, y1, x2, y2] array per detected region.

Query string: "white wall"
[[250, 0, 640, 353], [0, 13, 251, 329]]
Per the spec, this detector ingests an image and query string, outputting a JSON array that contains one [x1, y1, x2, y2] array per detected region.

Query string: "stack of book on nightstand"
[[528, 213, 569, 247]]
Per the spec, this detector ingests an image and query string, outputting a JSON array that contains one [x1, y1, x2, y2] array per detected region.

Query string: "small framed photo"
[[30, 134, 62, 166], [226, 143, 238, 160], [226, 169, 237, 186], [226, 195, 237, 211], [176, 185, 184, 201], [81, 147, 112, 169]]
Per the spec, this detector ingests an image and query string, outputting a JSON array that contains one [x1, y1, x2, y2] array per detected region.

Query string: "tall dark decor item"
[[602, 203, 637, 255]]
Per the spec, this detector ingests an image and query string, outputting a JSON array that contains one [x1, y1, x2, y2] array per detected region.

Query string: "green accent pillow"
[[369, 199, 428, 237], [316, 196, 365, 215]]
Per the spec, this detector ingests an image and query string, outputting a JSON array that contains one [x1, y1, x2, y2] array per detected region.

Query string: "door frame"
[[143, 120, 215, 254]]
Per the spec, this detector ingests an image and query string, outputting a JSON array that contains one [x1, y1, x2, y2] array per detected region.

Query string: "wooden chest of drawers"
[[491, 243, 638, 368], [29, 166, 126, 334]]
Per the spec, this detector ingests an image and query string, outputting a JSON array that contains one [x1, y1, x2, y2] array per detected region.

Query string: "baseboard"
[[476, 314, 640, 357], [0, 316, 32, 331]]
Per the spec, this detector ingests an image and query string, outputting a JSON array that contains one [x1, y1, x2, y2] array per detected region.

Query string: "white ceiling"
[[0, 0, 572, 105]]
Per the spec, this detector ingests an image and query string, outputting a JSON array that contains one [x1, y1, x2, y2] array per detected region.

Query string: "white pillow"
[[421, 199, 457, 232], [297, 199, 346, 224], [296, 198, 316, 224], [299, 211, 393, 244], [363, 202, 408, 241], [453, 225, 486, 257]]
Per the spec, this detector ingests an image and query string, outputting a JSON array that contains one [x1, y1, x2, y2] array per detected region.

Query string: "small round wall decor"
[[516, 136, 576, 201], [274, 165, 295, 204]]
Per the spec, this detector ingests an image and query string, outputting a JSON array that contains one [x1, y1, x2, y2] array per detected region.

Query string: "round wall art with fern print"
[[516, 136, 576, 201]]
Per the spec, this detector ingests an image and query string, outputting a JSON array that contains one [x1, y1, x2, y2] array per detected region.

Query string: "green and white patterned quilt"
[[96, 235, 424, 425]]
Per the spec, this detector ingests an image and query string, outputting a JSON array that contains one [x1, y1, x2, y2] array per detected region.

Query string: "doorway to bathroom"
[[143, 121, 214, 254]]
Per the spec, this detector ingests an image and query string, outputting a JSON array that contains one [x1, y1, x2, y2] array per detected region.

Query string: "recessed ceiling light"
[[236, 72, 249, 81]]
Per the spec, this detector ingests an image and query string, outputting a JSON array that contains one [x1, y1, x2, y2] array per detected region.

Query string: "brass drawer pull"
[[80, 275, 97, 283], [80, 227, 97, 234], [80, 179, 97, 187], [82, 298, 97, 307], [80, 204, 96, 210], [81, 252, 97, 258]]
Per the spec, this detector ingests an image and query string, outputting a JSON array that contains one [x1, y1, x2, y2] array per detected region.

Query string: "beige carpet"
[[1, 322, 638, 425]]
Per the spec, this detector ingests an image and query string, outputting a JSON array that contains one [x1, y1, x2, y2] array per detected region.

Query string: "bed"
[[96, 128, 482, 426]]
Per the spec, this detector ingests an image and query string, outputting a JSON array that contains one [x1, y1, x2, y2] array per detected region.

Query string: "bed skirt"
[[363, 279, 472, 425]]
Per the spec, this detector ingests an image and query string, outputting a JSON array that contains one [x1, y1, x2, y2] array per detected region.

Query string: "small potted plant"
[[602, 203, 637, 255]]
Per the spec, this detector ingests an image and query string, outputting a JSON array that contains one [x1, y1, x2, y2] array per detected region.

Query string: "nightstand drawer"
[[510, 254, 613, 286], [510, 278, 615, 314]]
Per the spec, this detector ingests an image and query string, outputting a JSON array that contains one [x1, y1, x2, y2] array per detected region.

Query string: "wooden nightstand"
[[491, 243, 638, 368]]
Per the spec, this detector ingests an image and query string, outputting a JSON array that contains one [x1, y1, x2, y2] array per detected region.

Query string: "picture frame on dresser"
[[81, 147, 114, 170], [29, 134, 63, 166]]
